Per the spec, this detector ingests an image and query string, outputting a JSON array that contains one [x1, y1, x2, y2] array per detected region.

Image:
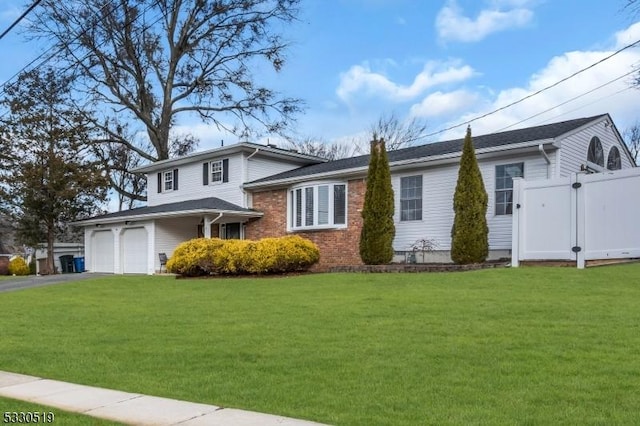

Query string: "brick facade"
[[245, 179, 366, 270]]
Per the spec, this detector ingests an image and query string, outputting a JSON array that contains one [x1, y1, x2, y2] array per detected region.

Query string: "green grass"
[[1, 265, 640, 425], [0, 397, 122, 425]]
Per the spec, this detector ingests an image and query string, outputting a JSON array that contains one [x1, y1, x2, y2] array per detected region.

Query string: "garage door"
[[92, 230, 114, 273], [122, 227, 149, 274]]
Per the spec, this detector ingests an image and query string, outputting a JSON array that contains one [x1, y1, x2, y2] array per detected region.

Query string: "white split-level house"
[[76, 113, 635, 273]]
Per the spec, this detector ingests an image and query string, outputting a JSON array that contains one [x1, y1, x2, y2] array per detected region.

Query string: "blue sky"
[[1, 0, 640, 151]]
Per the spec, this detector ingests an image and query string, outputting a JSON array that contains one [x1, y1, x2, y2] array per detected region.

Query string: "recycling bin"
[[73, 256, 85, 273]]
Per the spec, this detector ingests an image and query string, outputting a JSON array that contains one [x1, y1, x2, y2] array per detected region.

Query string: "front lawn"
[[1, 265, 639, 425]]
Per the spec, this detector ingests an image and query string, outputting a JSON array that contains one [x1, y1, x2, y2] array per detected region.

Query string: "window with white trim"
[[607, 146, 621, 170], [163, 171, 174, 191], [495, 163, 523, 215], [587, 136, 604, 167], [210, 160, 223, 184], [400, 175, 422, 221], [290, 183, 347, 230]]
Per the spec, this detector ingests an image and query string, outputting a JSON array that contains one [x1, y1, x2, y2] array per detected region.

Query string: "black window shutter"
[[203, 162, 209, 185], [157, 172, 162, 193], [173, 169, 179, 190], [222, 159, 229, 183]]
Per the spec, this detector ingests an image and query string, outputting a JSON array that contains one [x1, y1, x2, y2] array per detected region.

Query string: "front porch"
[[77, 197, 262, 275]]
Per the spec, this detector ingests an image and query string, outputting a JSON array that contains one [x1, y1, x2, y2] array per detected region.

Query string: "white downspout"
[[204, 213, 223, 238], [539, 144, 551, 178], [243, 148, 260, 208]]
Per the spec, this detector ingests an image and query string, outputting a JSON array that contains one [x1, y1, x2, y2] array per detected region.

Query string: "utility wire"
[[0, 0, 164, 104], [417, 36, 640, 141], [0, 0, 43, 41], [494, 67, 639, 132]]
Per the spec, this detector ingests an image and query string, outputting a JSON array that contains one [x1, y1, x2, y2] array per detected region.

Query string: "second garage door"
[[122, 227, 149, 274]]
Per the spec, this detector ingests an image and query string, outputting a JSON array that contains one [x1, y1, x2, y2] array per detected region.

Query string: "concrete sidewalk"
[[0, 371, 328, 425]]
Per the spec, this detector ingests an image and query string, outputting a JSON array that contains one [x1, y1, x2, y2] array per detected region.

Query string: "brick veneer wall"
[[245, 178, 366, 270]]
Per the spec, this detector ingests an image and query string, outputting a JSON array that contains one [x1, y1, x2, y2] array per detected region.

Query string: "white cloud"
[[337, 60, 476, 103], [435, 29, 640, 140], [436, 0, 534, 43], [410, 90, 480, 118], [614, 21, 640, 49]]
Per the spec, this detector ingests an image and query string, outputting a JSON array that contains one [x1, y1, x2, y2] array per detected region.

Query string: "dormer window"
[[157, 169, 178, 193]]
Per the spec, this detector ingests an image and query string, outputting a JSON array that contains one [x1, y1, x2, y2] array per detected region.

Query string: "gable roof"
[[244, 114, 609, 189], [75, 197, 261, 225], [132, 141, 326, 173]]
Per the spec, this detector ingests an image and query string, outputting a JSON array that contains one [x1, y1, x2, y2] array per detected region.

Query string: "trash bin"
[[59, 255, 75, 273], [73, 256, 85, 273]]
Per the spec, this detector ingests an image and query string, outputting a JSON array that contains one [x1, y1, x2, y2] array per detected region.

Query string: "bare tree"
[[284, 136, 358, 160], [286, 113, 429, 160], [623, 121, 640, 165], [30, 0, 303, 200], [369, 112, 428, 151]]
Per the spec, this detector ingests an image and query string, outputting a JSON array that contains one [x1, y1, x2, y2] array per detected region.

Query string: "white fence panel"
[[581, 169, 640, 262], [512, 177, 575, 266], [513, 168, 640, 268]]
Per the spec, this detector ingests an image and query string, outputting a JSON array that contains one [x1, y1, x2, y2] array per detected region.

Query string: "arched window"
[[587, 136, 604, 167], [607, 146, 621, 170]]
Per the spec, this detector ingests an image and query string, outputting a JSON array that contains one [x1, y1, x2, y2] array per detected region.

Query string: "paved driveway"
[[0, 273, 111, 293]]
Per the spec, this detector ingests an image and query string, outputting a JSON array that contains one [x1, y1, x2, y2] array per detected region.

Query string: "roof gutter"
[[73, 208, 263, 226], [244, 139, 557, 190]]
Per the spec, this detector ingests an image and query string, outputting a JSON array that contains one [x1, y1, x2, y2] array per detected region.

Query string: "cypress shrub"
[[451, 126, 489, 264], [359, 138, 396, 264]]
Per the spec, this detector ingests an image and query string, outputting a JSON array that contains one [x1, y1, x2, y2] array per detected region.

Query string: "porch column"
[[203, 213, 223, 238], [203, 215, 213, 238]]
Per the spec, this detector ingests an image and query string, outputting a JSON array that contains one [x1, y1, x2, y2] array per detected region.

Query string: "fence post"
[[574, 173, 586, 269], [511, 177, 523, 267]]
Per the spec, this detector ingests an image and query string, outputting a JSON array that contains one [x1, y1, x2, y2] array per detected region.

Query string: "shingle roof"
[[246, 114, 606, 186], [77, 197, 258, 223]]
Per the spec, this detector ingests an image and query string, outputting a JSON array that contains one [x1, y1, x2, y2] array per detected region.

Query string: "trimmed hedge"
[[167, 236, 320, 277], [8, 257, 30, 276]]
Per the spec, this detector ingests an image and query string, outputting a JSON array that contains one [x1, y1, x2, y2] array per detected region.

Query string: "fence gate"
[[512, 168, 640, 268]]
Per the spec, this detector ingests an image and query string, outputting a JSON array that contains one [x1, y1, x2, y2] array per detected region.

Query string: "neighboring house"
[[77, 114, 635, 273]]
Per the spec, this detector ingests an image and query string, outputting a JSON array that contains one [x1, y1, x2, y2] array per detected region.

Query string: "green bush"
[[8, 257, 30, 276], [167, 236, 320, 276], [360, 138, 395, 264], [451, 126, 489, 264]]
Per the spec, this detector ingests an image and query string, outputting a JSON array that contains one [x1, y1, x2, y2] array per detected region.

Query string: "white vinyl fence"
[[512, 167, 640, 268]]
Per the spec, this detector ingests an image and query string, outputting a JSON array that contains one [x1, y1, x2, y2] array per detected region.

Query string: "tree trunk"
[[46, 222, 55, 274]]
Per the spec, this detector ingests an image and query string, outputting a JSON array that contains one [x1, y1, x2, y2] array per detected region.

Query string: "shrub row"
[[166, 236, 320, 276]]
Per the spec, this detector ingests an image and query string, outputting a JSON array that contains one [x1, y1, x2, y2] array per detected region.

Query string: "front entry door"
[[223, 223, 241, 239]]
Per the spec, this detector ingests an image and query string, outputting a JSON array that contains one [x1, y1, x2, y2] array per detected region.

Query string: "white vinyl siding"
[[247, 156, 306, 181], [147, 155, 243, 207], [559, 119, 634, 176], [392, 154, 552, 252], [154, 217, 201, 271]]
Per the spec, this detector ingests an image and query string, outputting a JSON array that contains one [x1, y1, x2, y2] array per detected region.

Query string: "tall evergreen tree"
[[0, 68, 108, 273], [451, 126, 489, 264], [360, 138, 395, 264]]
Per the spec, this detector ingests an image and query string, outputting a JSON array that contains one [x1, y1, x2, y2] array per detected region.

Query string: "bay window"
[[290, 183, 347, 230]]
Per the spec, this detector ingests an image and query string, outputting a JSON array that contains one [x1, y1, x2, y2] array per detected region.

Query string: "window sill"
[[289, 225, 348, 233]]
